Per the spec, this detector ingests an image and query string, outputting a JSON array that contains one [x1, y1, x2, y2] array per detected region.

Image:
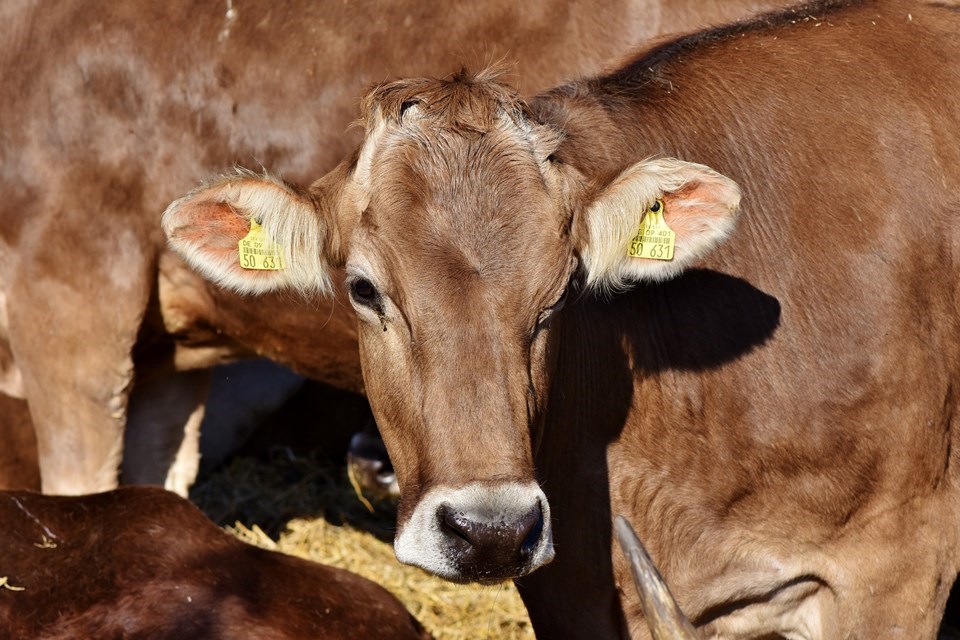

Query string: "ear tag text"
[[628, 199, 675, 261], [238, 219, 285, 271]]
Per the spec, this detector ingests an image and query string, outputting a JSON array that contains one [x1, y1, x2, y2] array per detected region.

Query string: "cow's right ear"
[[576, 158, 740, 290], [162, 171, 339, 296]]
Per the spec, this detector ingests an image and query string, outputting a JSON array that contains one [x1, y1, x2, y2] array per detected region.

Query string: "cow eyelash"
[[536, 279, 574, 330], [547, 287, 570, 315]]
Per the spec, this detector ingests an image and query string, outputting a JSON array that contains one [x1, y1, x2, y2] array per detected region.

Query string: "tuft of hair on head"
[[360, 65, 534, 135], [350, 65, 565, 202]]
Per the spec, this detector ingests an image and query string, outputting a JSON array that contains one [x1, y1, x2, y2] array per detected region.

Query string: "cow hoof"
[[347, 429, 399, 508]]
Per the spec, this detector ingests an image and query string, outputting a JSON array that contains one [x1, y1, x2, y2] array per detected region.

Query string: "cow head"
[[163, 70, 739, 584]]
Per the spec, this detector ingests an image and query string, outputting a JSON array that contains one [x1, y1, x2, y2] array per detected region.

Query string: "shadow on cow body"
[[0, 487, 429, 640], [515, 270, 780, 635], [614, 269, 782, 375]]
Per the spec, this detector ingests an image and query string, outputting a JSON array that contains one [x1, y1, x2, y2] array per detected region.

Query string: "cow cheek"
[[355, 324, 423, 506]]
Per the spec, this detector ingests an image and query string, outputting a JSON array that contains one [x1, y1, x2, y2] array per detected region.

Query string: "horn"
[[614, 515, 701, 640]]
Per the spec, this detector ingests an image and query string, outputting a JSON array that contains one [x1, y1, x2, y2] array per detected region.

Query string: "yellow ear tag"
[[627, 199, 675, 261], [238, 219, 285, 271]]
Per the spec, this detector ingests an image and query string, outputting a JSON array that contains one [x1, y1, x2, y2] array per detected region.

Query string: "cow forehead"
[[356, 129, 572, 311]]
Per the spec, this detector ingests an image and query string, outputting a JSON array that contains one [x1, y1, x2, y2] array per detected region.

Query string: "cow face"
[[163, 73, 739, 584]]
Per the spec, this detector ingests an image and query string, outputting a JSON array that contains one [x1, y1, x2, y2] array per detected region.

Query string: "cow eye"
[[535, 267, 581, 331], [349, 278, 379, 306], [536, 284, 570, 329], [548, 286, 570, 314]]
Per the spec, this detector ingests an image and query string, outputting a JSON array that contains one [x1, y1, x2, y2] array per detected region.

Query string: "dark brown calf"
[[0, 487, 429, 639], [0, 0, 786, 497], [163, 0, 960, 637]]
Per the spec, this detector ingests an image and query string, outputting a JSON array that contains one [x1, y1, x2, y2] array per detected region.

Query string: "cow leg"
[[347, 420, 400, 506], [121, 368, 212, 497], [0, 393, 40, 491], [0, 312, 38, 490], [9, 327, 137, 496], [6, 220, 153, 495], [166, 390, 206, 496]]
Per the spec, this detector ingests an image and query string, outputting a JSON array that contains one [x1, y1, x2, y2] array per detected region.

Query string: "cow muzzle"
[[394, 481, 554, 583]]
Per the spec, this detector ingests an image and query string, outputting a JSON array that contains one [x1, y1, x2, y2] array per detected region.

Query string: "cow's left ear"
[[577, 158, 740, 289], [162, 171, 339, 296]]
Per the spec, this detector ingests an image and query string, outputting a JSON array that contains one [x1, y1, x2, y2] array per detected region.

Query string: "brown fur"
[[0, 487, 429, 639], [0, 394, 40, 491], [177, 0, 960, 636], [521, 2, 960, 635], [0, 0, 787, 494]]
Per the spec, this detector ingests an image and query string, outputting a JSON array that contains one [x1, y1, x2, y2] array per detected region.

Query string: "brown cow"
[[166, 0, 960, 636], [0, 0, 796, 493], [0, 0, 788, 496], [0, 486, 429, 639]]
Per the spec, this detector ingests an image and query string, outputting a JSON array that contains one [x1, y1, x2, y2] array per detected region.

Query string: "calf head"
[[163, 70, 740, 583]]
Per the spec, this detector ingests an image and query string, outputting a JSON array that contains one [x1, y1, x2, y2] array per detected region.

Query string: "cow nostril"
[[433, 497, 549, 581], [518, 502, 544, 559], [438, 506, 473, 546]]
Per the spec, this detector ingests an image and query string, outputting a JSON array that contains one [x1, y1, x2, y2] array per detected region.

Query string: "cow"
[[0, 486, 429, 639], [1, 0, 793, 497], [0, 0, 792, 494], [164, 0, 960, 636]]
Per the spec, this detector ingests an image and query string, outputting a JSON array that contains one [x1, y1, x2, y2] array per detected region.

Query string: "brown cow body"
[[167, 0, 960, 636], [521, 2, 960, 635], [0, 487, 429, 639], [0, 0, 786, 495]]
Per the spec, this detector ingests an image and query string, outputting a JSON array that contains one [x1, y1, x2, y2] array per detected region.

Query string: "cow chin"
[[393, 481, 555, 584]]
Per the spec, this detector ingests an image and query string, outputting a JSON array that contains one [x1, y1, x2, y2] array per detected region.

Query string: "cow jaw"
[[395, 481, 554, 583]]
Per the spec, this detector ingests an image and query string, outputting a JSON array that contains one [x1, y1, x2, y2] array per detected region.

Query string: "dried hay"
[[191, 449, 534, 639]]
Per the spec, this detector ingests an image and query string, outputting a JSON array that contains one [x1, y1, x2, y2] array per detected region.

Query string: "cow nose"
[[394, 482, 554, 582], [437, 501, 545, 582]]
